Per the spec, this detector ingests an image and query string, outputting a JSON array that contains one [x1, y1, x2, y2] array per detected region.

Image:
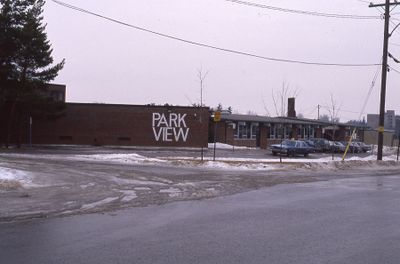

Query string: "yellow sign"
[[377, 126, 385, 133], [214, 111, 221, 122]]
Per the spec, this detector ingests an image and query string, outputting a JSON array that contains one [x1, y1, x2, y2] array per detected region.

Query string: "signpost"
[[29, 116, 32, 147], [213, 111, 221, 161]]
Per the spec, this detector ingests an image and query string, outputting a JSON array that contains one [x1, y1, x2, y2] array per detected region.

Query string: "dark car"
[[355, 142, 372, 152], [270, 140, 313, 157], [304, 140, 316, 152], [342, 141, 362, 153], [309, 138, 331, 152], [332, 141, 346, 153]]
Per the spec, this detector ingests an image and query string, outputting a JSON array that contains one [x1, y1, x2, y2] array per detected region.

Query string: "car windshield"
[[283, 140, 296, 146]]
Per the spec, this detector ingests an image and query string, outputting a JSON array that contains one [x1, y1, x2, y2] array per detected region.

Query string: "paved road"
[[2, 175, 400, 264]]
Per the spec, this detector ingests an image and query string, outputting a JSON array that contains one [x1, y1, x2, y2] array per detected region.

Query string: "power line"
[[320, 64, 380, 119], [373, 6, 400, 36], [51, 0, 381, 67], [224, 0, 381, 19], [355, 0, 371, 4], [389, 65, 400, 74]]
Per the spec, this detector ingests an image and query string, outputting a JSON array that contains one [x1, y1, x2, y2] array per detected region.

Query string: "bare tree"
[[271, 82, 299, 117], [326, 94, 341, 124], [196, 67, 209, 162], [197, 67, 209, 107], [262, 98, 271, 116], [326, 94, 341, 160], [319, 114, 330, 122]]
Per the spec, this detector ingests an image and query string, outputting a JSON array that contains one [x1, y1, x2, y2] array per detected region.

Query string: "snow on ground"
[[119, 190, 138, 202], [80, 197, 119, 210], [0, 144, 399, 174], [197, 160, 273, 170], [208, 143, 251, 150], [72, 153, 167, 164], [159, 187, 181, 198], [168, 152, 400, 171], [0, 166, 31, 189]]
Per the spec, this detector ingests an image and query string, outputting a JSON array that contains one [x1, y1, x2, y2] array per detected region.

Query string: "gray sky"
[[43, 0, 400, 121]]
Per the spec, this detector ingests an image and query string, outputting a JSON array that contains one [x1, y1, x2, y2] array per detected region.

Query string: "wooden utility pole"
[[369, 1, 400, 160]]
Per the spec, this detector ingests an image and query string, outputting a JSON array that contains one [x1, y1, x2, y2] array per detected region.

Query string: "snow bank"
[[201, 161, 273, 170], [72, 153, 166, 164], [208, 143, 250, 150], [0, 166, 30, 182], [0, 166, 31, 189]]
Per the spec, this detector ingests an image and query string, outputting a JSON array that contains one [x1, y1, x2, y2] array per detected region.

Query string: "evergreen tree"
[[0, 0, 65, 147]]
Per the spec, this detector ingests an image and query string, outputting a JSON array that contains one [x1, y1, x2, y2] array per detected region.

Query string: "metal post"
[[279, 124, 283, 163], [213, 121, 217, 161], [29, 116, 32, 147], [397, 138, 400, 161]]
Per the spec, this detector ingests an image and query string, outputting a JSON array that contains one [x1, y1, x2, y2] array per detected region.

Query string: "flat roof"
[[66, 102, 210, 110], [221, 113, 367, 128]]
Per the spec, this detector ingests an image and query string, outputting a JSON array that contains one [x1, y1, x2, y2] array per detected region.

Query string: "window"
[[250, 123, 259, 139], [269, 124, 276, 139], [276, 124, 285, 139], [234, 122, 259, 139], [303, 126, 315, 139], [236, 122, 248, 139], [285, 126, 291, 138], [310, 126, 315, 138]]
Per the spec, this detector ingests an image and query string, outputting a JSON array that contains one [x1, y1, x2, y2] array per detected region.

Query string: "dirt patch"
[[0, 180, 22, 191]]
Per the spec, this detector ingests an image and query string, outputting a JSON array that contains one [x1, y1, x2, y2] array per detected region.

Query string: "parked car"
[[270, 140, 313, 157], [332, 141, 346, 153], [355, 142, 372, 152], [342, 141, 362, 153], [304, 140, 316, 152], [309, 138, 331, 152]]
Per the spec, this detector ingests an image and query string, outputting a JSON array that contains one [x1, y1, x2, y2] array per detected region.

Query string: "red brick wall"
[[233, 139, 257, 148], [31, 103, 209, 147]]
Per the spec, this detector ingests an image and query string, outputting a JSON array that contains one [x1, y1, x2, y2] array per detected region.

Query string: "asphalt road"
[[1, 175, 400, 264]]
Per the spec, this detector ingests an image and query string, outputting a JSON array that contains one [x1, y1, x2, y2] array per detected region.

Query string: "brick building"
[[209, 113, 356, 149], [30, 103, 209, 148]]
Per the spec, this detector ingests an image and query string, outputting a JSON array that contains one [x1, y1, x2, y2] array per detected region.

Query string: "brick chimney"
[[287, 97, 296, 118]]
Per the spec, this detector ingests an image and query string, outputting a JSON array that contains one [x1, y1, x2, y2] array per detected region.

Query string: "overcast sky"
[[42, 0, 400, 121]]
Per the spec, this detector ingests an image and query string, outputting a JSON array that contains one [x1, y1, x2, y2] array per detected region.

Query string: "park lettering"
[[152, 113, 189, 142]]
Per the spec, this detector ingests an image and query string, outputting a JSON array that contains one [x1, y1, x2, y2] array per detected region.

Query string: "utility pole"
[[197, 68, 209, 162], [369, 0, 400, 160]]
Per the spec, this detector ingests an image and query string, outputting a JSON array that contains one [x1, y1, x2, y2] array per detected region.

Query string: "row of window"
[[233, 122, 316, 139]]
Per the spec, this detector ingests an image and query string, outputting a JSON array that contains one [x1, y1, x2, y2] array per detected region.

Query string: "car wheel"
[[272, 151, 277, 156], [304, 153, 309, 157]]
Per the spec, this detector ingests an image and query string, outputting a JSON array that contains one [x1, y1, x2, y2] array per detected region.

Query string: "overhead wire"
[[223, 0, 381, 19], [320, 63, 380, 120], [50, 0, 380, 67], [341, 63, 380, 160], [358, 65, 381, 119], [355, 0, 371, 4], [389, 65, 400, 74]]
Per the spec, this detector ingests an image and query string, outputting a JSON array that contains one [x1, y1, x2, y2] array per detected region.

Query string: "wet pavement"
[[1, 175, 400, 264]]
